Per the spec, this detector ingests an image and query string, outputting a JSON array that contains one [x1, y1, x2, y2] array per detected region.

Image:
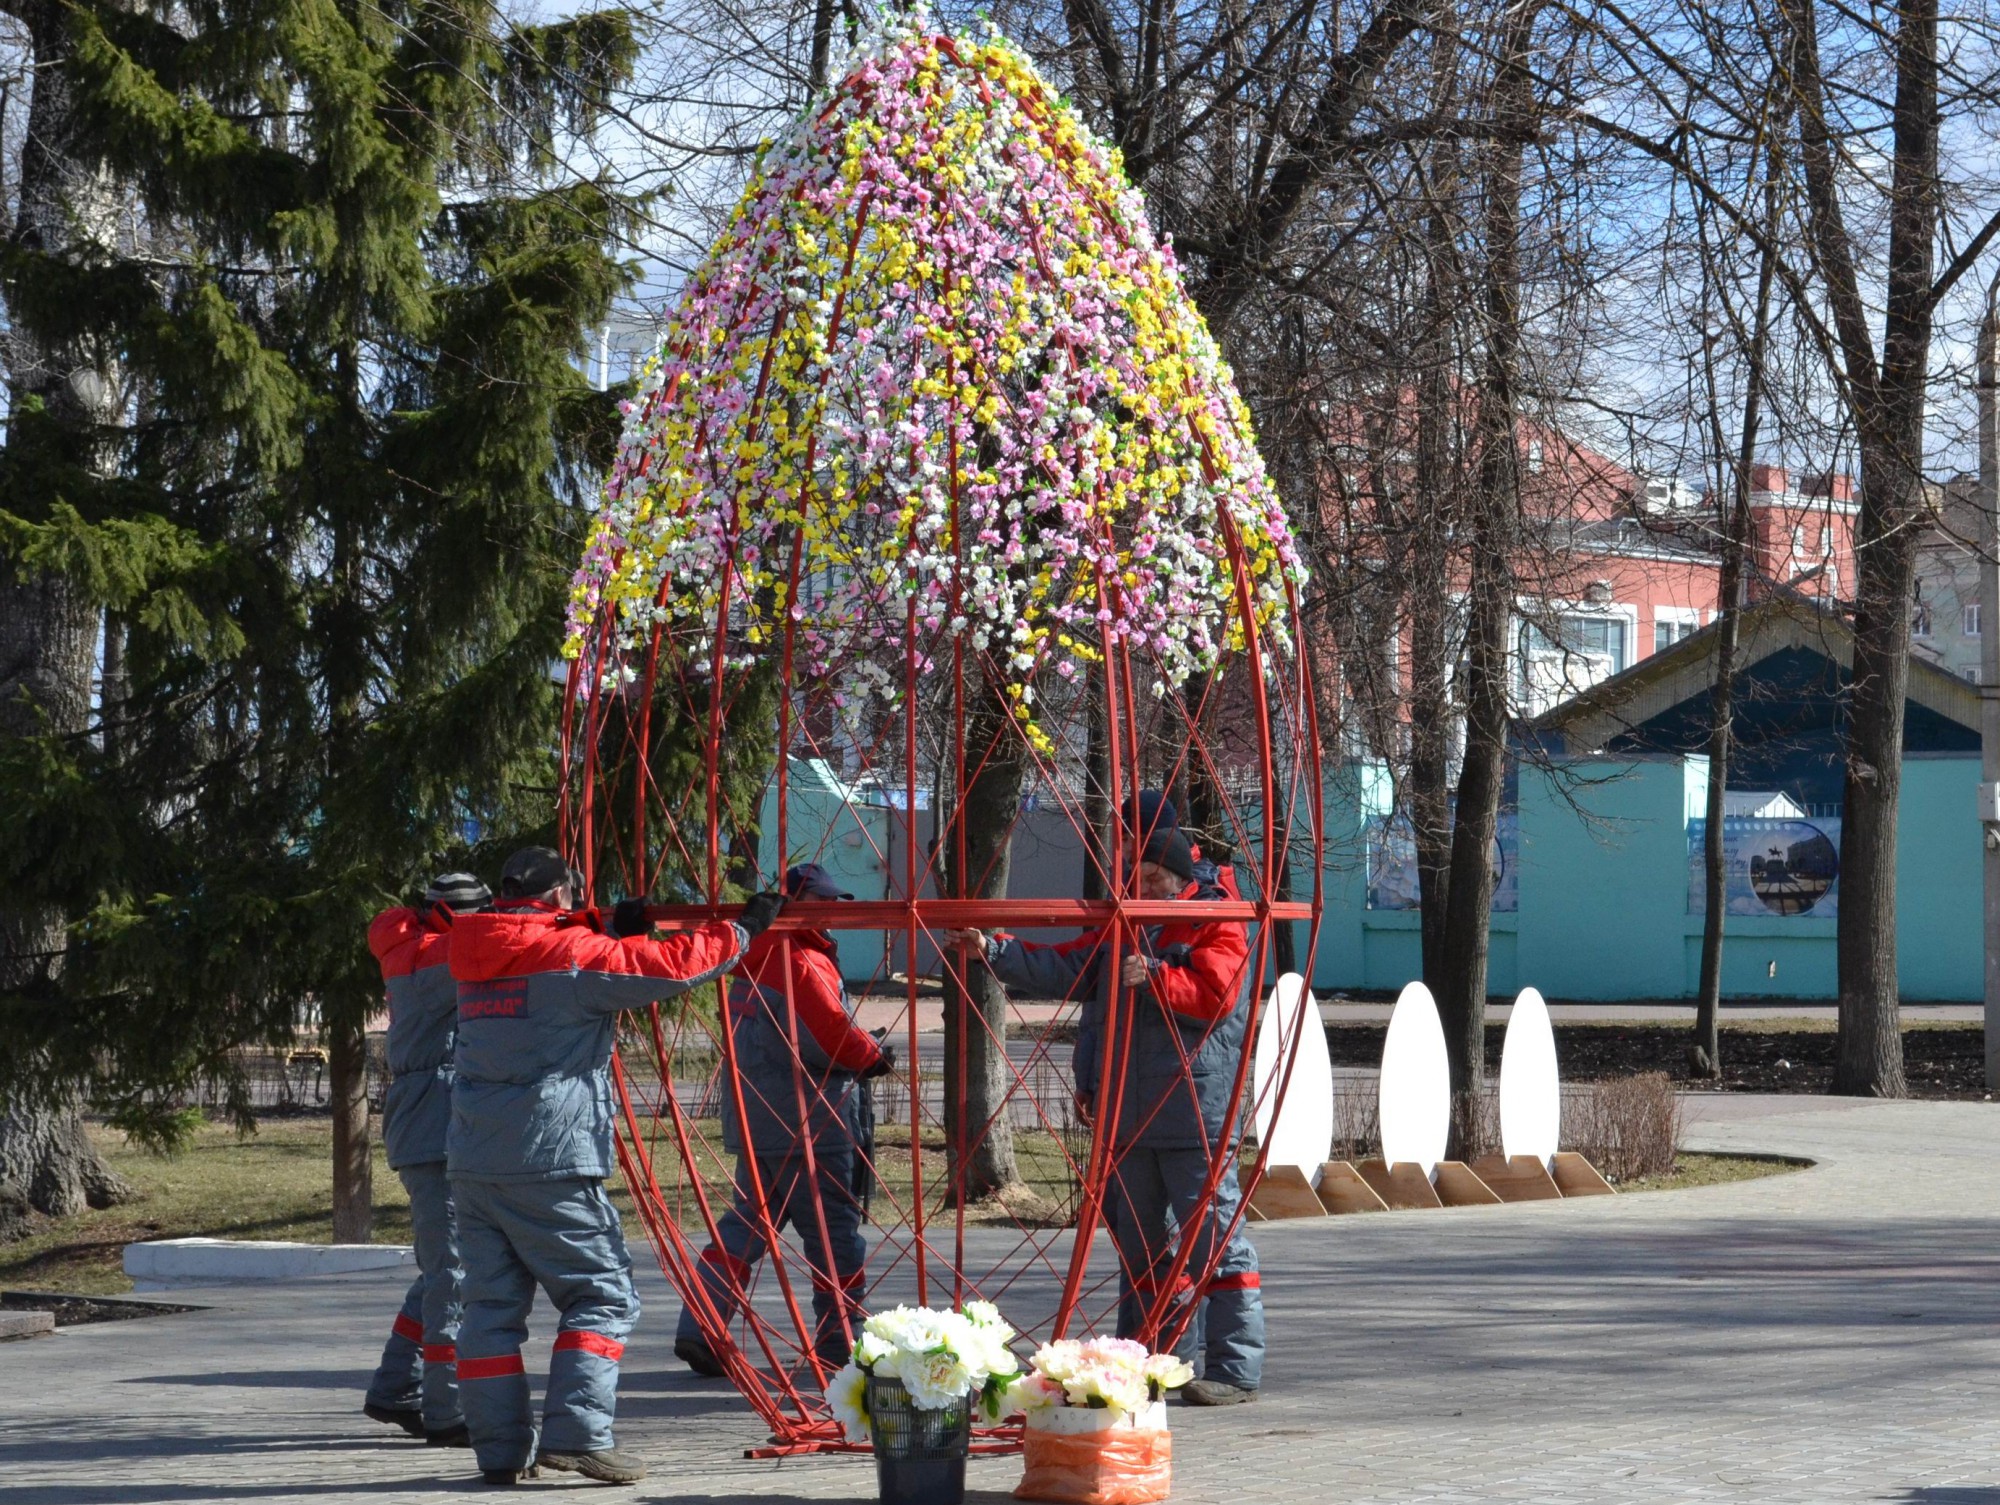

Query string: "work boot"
[[363, 1402, 427, 1438], [1182, 1379, 1256, 1407], [674, 1335, 726, 1378], [480, 1465, 540, 1485], [538, 1448, 648, 1484], [426, 1423, 472, 1447]]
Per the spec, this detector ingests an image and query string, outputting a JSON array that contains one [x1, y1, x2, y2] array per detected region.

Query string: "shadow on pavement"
[[1889, 1491, 2000, 1503], [649, 1494, 1018, 1505], [120, 1369, 375, 1390], [0, 1433, 407, 1465], [6, 1485, 490, 1502]]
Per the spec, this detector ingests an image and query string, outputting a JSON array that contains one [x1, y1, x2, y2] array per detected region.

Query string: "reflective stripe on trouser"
[[452, 1175, 641, 1471], [364, 1160, 464, 1429], [1106, 1145, 1265, 1390], [674, 1143, 866, 1370]]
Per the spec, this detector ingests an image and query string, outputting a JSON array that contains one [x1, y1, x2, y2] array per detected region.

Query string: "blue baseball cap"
[[785, 863, 853, 900]]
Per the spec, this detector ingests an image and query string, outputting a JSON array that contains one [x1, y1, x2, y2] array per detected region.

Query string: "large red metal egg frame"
[[555, 38, 1325, 1456]]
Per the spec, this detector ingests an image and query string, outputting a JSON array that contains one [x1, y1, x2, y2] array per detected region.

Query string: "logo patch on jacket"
[[460, 979, 528, 1020]]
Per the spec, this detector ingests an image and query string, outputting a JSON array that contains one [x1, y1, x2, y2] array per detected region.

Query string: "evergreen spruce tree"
[[0, 0, 637, 1236]]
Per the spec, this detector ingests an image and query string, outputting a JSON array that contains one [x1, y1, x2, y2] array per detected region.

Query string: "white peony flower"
[[898, 1346, 975, 1411], [962, 1299, 1007, 1333], [863, 1306, 921, 1347]]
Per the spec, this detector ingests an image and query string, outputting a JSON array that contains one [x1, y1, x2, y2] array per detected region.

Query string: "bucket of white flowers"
[[1007, 1337, 1192, 1505], [825, 1301, 1021, 1505]]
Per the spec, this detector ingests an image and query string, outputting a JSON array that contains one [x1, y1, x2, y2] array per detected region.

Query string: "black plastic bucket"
[[868, 1375, 970, 1505]]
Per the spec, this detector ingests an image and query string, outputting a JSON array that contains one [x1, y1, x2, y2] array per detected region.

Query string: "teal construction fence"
[[1304, 754, 1983, 1002]]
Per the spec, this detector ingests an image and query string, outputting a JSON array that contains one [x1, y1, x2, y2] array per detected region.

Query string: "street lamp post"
[[1980, 276, 2000, 1087]]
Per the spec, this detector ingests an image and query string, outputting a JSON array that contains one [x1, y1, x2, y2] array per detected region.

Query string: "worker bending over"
[[363, 871, 490, 1445], [448, 846, 781, 1485], [675, 863, 892, 1379]]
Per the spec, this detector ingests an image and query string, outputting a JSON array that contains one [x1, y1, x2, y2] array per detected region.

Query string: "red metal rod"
[[623, 898, 1314, 928]]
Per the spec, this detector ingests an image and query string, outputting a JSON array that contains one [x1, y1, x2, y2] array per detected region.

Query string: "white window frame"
[[1514, 598, 1639, 715], [1965, 603, 1982, 638], [1653, 606, 1703, 656]]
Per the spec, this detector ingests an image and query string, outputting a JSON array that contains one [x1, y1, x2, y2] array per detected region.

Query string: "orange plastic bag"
[[1013, 1424, 1173, 1505]]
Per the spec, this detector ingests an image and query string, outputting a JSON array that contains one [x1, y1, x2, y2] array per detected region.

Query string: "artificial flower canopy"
[[566, 20, 1303, 745], [559, 17, 1321, 1456]]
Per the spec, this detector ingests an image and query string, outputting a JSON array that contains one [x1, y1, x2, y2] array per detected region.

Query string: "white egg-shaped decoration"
[[1378, 980, 1450, 1174], [1252, 972, 1335, 1175], [1499, 986, 1561, 1165]]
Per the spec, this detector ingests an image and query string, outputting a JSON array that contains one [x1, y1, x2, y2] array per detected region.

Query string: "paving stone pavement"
[[7, 1095, 2000, 1504]]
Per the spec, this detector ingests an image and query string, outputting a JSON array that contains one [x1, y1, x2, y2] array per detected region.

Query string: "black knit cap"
[[1124, 790, 1178, 842], [1141, 825, 1195, 884], [424, 871, 491, 912], [500, 846, 572, 898]]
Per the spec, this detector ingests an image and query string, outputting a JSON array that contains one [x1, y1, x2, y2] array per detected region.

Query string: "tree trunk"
[[941, 687, 1024, 1204], [1692, 136, 1782, 1080], [328, 1016, 373, 1241], [1409, 0, 1463, 993], [0, 0, 135, 1217], [1781, 0, 1937, 1096], [1692, 553, 1741, 1080], [1434, 0, 1537, 1159], [1829, 0, 1937, 1097], [1082, 697, 1111, 903], [0, 1102, 132, 1219], [324, 336, 375, 1242], [1835, 466, 1918, 1097]]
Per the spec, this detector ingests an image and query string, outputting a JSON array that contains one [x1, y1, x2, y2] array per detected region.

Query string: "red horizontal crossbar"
[[633, 898, 1316, 930]]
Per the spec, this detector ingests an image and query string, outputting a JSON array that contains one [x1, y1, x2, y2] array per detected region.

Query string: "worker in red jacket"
[[675, 864, 892, 1379], [447, 846, 780, 1486], [362, 871, 490, 1447]]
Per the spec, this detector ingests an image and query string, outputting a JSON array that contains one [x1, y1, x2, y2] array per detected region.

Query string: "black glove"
[[738, 890, 785, 938], [610, 897, 652, 938], [864, 1044, 898, 1079]]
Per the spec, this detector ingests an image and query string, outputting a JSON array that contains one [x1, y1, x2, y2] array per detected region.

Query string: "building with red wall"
[[1318, 414, 1860, 733]]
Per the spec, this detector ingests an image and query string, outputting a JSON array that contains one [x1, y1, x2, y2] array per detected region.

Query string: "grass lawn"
[[1619, 1151, 1802, 1193], [0, 1117, 412, 1295]]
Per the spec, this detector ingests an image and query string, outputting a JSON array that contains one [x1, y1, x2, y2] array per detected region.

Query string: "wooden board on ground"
[[1246, 1164, 1330, 1221], [1315, 1160, 1388, 1215], [1551, 1151, 1616, 1197], [1355, 1158, 1443, 1210], [1470, 1154, 1564, 1202], [1432, 1160, 1502, 1206]]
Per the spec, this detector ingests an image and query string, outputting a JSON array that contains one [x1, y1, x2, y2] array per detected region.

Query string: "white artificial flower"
[[1066, 1361, 1149, 1415], [854, 1330, 896, 1369], [964, 1296, 1008, 1336], [1003, 1373, 1064, 1414], [863, 1306, 920, 1348], [1031, 1339, 1084, 1383], [899, 1346, 975, 1411], [825, 1362, 871, 1439], [897, 1310, 950, 1355]]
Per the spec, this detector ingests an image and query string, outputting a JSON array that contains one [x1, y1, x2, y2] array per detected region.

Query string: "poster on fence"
[[1367, 812, 1519, 913], [1686, 816, 1841, 918]]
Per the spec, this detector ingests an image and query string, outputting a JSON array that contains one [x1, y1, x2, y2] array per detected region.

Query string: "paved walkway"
[[7, 1096, 2000, 1503]]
